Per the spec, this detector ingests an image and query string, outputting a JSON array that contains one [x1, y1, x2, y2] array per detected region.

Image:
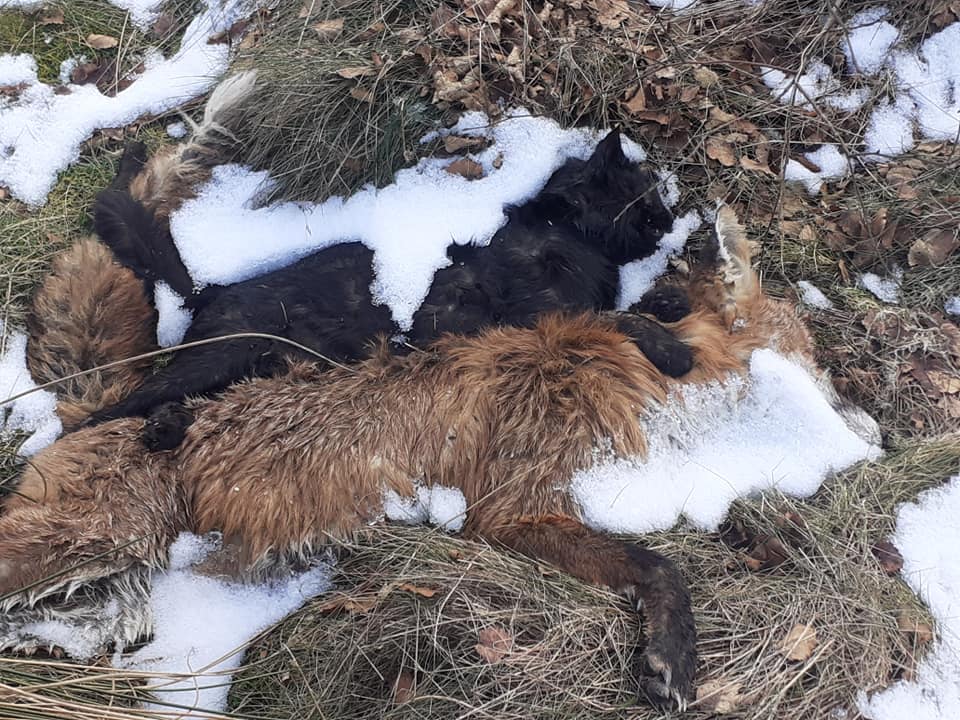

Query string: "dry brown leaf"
[[0, 187, 8, 200], [740, 156, 773, 175], [349, 87, 373, 103], [593, 0, 633, 29], [151, 12, 175, 38], [444, 135, 485, 153], [475, 626, 514, 664], [86, 34, 118, 50], [898, 611, 935, 644], [397, 582, 438, 598], [393, 670, 416, 704], [780, 623, 818, 661], [743, 535, 788, 571], [908, 227, 959, 267], [40, 8, 65, 24], [623, 84, 646, 114], [336, 66, 375, 79], [693, 66, 719, 87], [314, 18, 344, 40], [706, 136, 736, 167], [679, 84, 699, 103], [696, 679, 743, 714], [872, 540, 904, 574], [445, 157, 484, 180], [928, 370, 960, 394], [314, 593, 377, 614], [886, 165, 919, 200]]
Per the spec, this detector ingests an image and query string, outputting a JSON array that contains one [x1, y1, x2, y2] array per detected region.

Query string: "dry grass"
[[2, 441, 956, 719], [1, 0, 960, 717]]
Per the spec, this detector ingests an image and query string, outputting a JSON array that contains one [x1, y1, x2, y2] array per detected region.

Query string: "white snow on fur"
[[384, 484, 468, 532], [120, 533, 331, 716], [154, 281, 192, 348], [169, 112, 662, 330], [0, 326, 61, 456], [573, 350, 880, 533], [0, 0, 247, 206], [797, 280, 834, 310], [859, 476, 960, 720]]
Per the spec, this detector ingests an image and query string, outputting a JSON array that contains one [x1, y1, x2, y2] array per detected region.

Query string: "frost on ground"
[[168, 111, 693, 331], [797, 280, 834, 310], [859, 268, 902, 304], [0, 326, 61, 456], [573, 349, 880, 533], [120, 533, 331, 716], [859, 476, 960, 720], [0, 0, 248, 206], [772, 9, 960, 192]]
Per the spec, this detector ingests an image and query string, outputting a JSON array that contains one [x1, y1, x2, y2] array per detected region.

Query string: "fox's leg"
[[481, 514, 696, 709]]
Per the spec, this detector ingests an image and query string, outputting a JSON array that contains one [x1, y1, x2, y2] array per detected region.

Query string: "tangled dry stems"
[[1, 441, 955, 719]]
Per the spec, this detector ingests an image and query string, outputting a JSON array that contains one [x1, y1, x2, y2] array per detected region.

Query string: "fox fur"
[[1, 206, 880, 707], [24, 239, 158, 428]]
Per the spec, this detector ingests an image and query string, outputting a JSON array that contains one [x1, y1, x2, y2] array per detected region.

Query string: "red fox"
[[0, 205, 879, 709]]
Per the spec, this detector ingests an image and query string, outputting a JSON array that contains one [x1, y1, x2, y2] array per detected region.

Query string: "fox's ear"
[[586, 129, 629, 172], [688, 204, 760, 329]]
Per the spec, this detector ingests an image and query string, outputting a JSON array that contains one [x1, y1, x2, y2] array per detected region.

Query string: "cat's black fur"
[[87, 131, 692, 442]]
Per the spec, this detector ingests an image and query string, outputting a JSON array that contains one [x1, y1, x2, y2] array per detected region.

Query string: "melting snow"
[[120, 533, 331, 715], [859, 476, 960, 720], [384, 484, 468, 532], [573, 350, 880, 533], [859, 268, 902, 304], [0, 0, 247, 206], [0, 326, 61, 456], [797, 280, 834, 310]]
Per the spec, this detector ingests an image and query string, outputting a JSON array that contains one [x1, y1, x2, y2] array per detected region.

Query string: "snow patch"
[[859, 476, 960, 720], [572, 349, 880, 533], [0, 326, 62, 456], [166, 120, 187, 138], [384, 484, 468, 532], [843, 8, 901, 76], [859, 268, 902, 303], [797, 280, 834, 310], [154, 281, 192, 348], [784, 145, 851, 195], [617, 209, 701, 308], [946, 297, 960, 316], [0, 0, 248, 206], [120, 533, 331, 716]]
